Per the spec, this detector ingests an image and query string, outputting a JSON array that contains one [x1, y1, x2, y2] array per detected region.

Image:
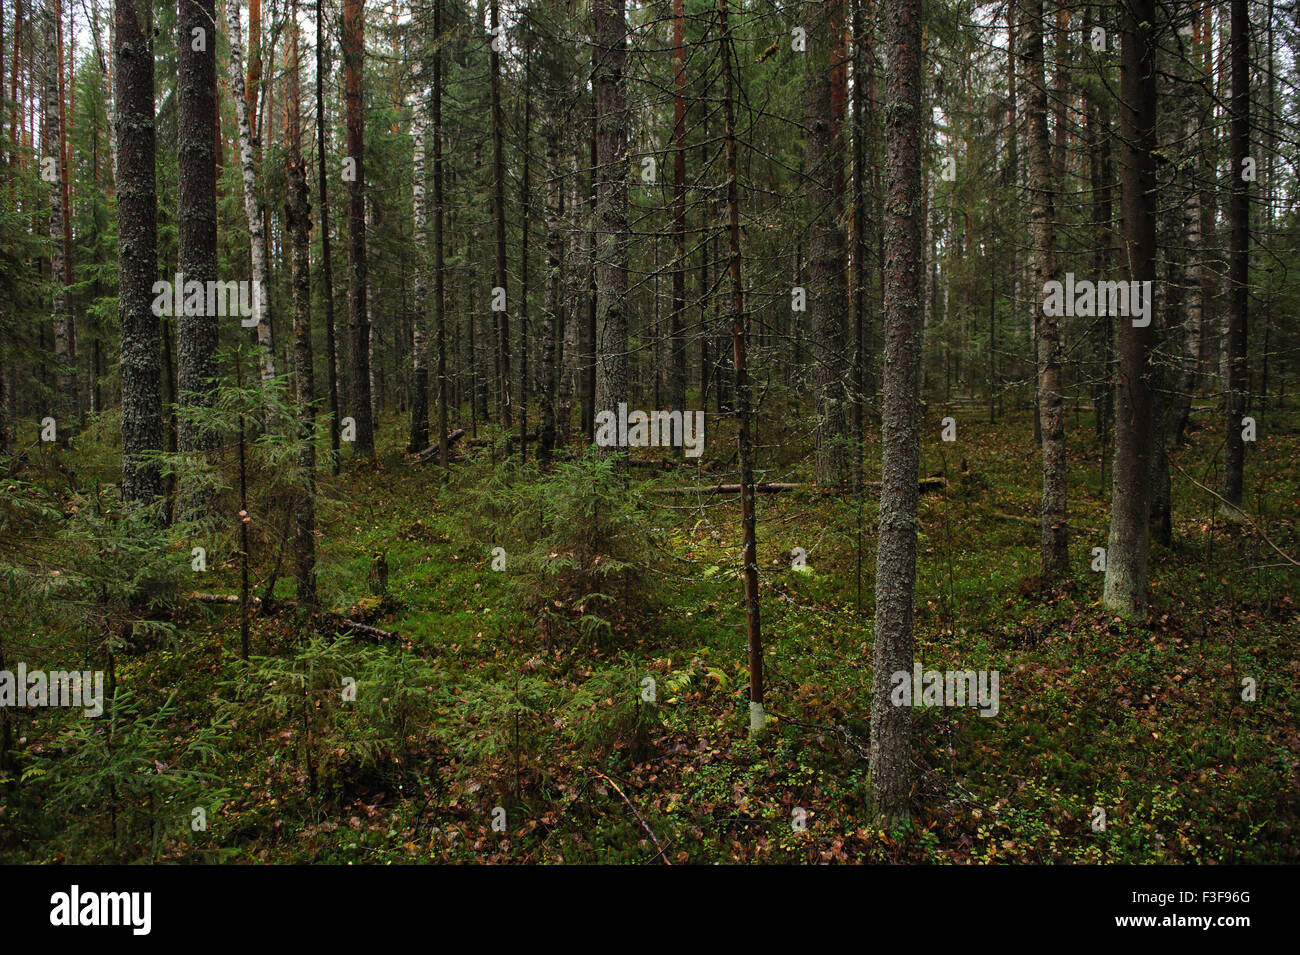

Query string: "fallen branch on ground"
[[409, 429, 467, 462], [653, 482, 805, 495], [592, 769, 671, 865], [652, 477, 947, 496], [1172, 463, 1300, 567], [187, 592, 401, 642], [465, 430, 537, 449], [990, 510, 1039, 527], [763, 708, 871, 761]]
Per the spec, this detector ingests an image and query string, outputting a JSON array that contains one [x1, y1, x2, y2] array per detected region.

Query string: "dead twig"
[[592, 769, 671, 865], [1172, 463, 1299, 567]]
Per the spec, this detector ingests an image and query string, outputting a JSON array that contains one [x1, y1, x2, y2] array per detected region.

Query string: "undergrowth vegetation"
[[0, 404, 1296, 863]]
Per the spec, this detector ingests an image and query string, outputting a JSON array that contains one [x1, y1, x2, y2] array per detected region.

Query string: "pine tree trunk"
[[1172, 108, 1202, 448], [44, 0, 74, 434], [872, 0, 923, 826], [669, 0, 687, 438], [1102, 0, 1157, 615], [10, 0, 21, 186], [344, 0, 373, 457], [593, 0, 629, 458], [1197, 10, 1217, 428], [558, 150, 582, 445], [286, 4, 315, 605], [804, 0, 849, 486], [518, 64, 531, 462], [176, 0, 220, 508], [1221, 0, 1248, 515], [246, 0, 260, 119], [583, 95, 597, 440], [1021, 0, 1067, 576], [1149, 34, 1193, 548], [58, 0, 73, 406], [851, 0, 873, 486], [115, 0, 163, 505], [432, 0, 448, 473], [717, 0, 763, 731], [699, 144, 710, 406], [3, 2, 12, 453], [539, 105, 562, 464], [317, 0, 340, 473], [1084, 10, 1113, 466], [1052, 2, 1070, 181], [489, 0, 512, 429]]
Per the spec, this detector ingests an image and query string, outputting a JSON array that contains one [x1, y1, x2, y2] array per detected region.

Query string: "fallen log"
[[190, 591, 246, 605], [187, 592, 400, 642], [333, 619, 400, 642], [409, 428, 467, 462], [653, 477, 947, 496], [466, 430, 538, 449], [653, 482, 805, 495]]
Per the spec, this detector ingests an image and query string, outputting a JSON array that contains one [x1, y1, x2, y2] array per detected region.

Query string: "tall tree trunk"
[[489, 0, 512, 428], [593, 0, 628, 459], [559, 148, 583, 446], [407, 84, 429, 452], [583, 92, 597, 440], [1102, 0, 1157, 615], [669, 0, 686, 437], [1171, 67, 1203, 448], [246, 0, 260, 120], [1197, 8, 1217, 433], [433, 0, 448, 474], [539, 94, 562, 464], [10, 0, 21, 189], [225, 0, 277, 409], [1052, 1, 1070, 181], [1149, 197, 1177, 546], [851, 0, 873, 487], [1005, 0, 1019, 430], [116, 0, 163, 505], [57, 0, 74, 408], [1021, 0, 1067, 576], [717, 0, 763, 731], [1084, 6, 1113, 471], [317, 0, 340, 473], [1150, 31, 1195, 547], [1221, 0, 1248, 515], [872, 0, 922, 826], [518, 57, 531, 461], [699, 159, 710, 407], [805, 0, 850, 486], [44, 0, 74, 434], [344, 0, 373, 457], [286, 1, 315, 605], [57, 0, 71, 387], [1260, 0, 1274, 410], [177, 0, 220, 512]]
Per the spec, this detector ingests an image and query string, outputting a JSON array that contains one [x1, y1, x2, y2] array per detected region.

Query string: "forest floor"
[[2, 401, 1298, 863]]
